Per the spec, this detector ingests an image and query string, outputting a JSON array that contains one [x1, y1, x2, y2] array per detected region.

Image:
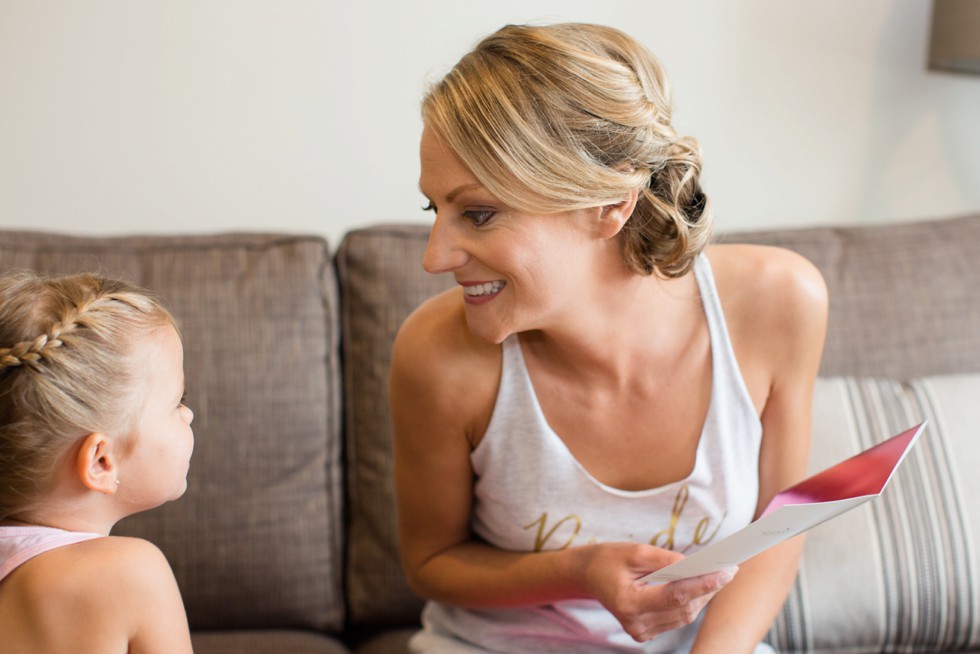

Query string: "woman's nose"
[[423, 215, 467, 274]]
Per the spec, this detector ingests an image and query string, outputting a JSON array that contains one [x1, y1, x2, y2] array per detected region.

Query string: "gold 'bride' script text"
[[523, 484, 725, 553]]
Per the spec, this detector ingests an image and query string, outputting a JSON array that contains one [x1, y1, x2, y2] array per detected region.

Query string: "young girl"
[[0, 271, 195, 653]]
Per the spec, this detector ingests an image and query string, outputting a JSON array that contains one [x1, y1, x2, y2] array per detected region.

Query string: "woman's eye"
[[178, 391, 188, 409], [463, 209, 496, 227], [422, 200, 494, 226]]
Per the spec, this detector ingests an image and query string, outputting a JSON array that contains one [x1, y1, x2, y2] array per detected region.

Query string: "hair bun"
[[422, 22, 712, 277]]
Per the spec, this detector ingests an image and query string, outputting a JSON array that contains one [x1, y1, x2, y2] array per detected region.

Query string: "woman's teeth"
[[463, 281, 505, 297]]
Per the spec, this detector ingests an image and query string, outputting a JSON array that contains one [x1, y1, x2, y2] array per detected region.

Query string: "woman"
[[391, 22, 827, 653]]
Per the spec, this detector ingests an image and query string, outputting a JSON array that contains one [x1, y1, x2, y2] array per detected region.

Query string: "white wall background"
[[1, 0, 978, 248]]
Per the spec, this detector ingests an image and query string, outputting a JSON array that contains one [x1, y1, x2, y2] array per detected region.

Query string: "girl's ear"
[[75, 433, 120, 494], [597, 188, 639, 239]]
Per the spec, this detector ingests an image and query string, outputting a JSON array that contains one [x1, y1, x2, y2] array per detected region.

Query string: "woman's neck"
[[523, 269, 703, 387]]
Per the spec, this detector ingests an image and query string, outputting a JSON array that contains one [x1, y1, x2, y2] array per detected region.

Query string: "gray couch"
[[1, 213, 978, 653]]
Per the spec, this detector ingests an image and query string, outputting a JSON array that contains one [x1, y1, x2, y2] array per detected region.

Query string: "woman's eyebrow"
[[446, 183, 483, 202], [417, 182, 484, 203]]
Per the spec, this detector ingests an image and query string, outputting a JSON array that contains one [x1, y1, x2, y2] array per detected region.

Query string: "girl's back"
[[0, 535, 192, 654]]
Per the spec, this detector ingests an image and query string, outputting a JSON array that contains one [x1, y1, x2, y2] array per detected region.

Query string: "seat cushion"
[[192, 630, 349, 654]]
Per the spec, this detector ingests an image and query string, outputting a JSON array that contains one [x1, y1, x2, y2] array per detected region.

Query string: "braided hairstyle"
[[0, 271, 176, 521], [422, 22, 711, 277]]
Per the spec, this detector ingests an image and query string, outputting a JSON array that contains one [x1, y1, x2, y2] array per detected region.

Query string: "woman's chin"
[[463, 314, 512, 345]]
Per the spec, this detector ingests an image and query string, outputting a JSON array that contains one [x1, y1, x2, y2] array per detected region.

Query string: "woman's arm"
[[391, 292, 734, 642], [691, 247, 829, 654]]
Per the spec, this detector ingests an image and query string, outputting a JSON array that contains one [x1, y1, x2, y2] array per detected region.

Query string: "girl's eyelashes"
[[178, 390, 188, 408], [422, 202, 436, 213]]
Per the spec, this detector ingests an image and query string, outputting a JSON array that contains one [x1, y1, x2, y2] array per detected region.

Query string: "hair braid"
[[0, 295, 93, 372], [0, 271, 177, 521]]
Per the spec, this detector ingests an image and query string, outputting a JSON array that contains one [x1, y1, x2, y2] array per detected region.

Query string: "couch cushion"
[[192, 630, 349, 654], [768, 374, 980, 653], [0, 231, 344, 632], [723, 213, 980, 379], [336, 214, 980, 633], [335, 225, 453, 626]]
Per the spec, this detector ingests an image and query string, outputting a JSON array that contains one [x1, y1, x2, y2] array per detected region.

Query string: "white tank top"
[[417, 254, 764, 653]]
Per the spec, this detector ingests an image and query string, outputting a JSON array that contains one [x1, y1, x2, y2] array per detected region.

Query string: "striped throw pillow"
[[767, 376, 980, 653]]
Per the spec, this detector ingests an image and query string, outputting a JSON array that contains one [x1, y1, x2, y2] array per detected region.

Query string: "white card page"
[[639, 421, 925, 584]]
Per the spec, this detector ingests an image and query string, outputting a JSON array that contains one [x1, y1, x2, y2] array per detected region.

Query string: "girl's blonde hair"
[[422, 22, 711, 277], [0, 271, 177, 520]]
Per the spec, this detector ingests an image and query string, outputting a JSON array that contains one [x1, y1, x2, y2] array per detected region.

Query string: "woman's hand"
[[574, 541, 736, 642]]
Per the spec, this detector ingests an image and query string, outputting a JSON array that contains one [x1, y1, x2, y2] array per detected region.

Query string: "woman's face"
[[418, 125, 605, 344]]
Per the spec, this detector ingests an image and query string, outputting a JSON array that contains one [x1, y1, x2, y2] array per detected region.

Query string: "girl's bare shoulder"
[[9, 535, 173, 602], [0, 535, 187, 653]]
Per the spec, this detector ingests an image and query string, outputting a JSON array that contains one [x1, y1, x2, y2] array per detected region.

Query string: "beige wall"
[[1, 0, 978, 248]]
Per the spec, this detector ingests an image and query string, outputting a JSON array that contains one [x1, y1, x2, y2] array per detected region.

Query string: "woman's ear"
[[75, 432, 120, 494], [597, 188, 639, 239]]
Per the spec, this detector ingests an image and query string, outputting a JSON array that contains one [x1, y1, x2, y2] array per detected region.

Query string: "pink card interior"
[[760, 423, 922, 518]]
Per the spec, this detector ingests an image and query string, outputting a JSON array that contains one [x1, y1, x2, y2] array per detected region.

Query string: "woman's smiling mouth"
[[462, 280, 506, 298]]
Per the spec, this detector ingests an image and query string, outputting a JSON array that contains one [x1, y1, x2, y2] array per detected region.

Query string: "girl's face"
[[117, 324, 194, 511], [418, 125, 605, 344]]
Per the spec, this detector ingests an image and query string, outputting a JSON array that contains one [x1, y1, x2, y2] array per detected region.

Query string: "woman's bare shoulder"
[[705, 243, 827, 324], [705, 243, 828, 382], [390, 287, 501, 442], [393, 287, 500, 378]]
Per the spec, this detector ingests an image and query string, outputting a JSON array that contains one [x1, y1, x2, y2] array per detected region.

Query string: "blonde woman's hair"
[[422, 22, 711, 277], [0, 271, 177, 520]]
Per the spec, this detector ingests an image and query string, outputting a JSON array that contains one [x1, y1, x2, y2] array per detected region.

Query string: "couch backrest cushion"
[[723, 213, 980, 378], [0, 232, 344, 632], [335, 225, 453, 626], [336, 214, 980, 630]]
